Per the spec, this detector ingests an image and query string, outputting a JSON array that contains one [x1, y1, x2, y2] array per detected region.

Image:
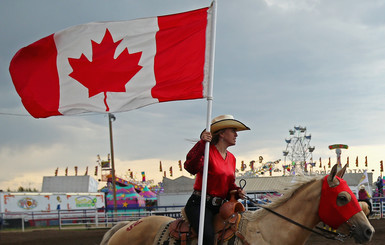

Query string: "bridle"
[[239, 179, 357, 242], [252, 201, 356, 242]]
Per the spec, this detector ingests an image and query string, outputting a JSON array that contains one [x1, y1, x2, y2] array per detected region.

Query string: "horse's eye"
[[336, 191, 352, 206], [338, 196, 347, 202]]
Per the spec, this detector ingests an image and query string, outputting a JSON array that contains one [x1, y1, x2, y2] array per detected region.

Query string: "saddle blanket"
[[153, 220, 245, 245]]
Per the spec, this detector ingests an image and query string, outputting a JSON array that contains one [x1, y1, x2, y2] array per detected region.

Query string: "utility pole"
[[108, 113, 117, 212]]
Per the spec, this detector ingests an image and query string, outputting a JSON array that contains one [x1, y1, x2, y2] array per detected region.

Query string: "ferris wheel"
[[282, 126, 315, 174]]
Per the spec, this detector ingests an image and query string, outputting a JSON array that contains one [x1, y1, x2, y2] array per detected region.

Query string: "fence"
[[371, 197, 385, 218], [58, 207, 186, 229], [0, 206, 184, 231]]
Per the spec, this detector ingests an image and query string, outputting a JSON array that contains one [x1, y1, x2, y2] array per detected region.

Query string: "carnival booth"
[[106, 184, 145, 210], [139, 186, 157, 210], [139, 186, 157, 200]]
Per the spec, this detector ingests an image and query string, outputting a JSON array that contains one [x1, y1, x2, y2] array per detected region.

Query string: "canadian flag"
[[9, 6, 212, 118]]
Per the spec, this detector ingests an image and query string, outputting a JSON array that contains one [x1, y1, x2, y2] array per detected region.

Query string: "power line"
[[0, 112, 29, 117]]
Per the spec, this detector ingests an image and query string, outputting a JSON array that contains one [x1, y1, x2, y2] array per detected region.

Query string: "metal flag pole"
[[108, 113, 118, 213], [198, 1, 217, 244]]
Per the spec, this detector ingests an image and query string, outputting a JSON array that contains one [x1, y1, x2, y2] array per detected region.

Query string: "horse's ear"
[[336, 164, 347, 178], [328, 164, 337, 180], [327, 164, 340, 187]]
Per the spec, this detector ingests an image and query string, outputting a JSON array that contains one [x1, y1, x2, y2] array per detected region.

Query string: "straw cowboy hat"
[[209, 115, 250, 133], [359, 185, 366, 190]]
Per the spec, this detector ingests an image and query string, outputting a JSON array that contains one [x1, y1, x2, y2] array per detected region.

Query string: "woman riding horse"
[[358, 185, 372, 217], [184, 115, 249, 244]]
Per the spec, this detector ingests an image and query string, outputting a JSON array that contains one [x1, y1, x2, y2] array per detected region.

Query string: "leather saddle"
[[169, 192, 245, 245]]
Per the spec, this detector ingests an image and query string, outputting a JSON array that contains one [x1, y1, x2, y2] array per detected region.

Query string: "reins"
[[239, 179, 354, 242]]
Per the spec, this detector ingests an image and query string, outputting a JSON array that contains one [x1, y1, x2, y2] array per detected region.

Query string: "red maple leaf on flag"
[[68, 29, 143, 111]]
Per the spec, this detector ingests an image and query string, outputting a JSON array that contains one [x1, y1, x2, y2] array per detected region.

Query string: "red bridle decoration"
[[319, 175, 362, 229]]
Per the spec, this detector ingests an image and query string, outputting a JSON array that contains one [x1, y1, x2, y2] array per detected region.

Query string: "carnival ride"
[[97, 155, 162, 209], [329, 144, 349, 170], [103, 176, 159, 211], [106, 185, 146, 210], [238, 156, 282, 177], [282, 126, 315, 174]]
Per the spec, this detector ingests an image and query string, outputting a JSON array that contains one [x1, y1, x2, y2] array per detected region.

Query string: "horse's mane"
[[243, 175, 322, 221]]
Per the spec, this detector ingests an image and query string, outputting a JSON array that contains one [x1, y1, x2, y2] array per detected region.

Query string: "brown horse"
[[101, 164, 374, 245]]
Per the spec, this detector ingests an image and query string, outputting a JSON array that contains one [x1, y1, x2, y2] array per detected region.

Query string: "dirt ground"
[[0, 218, 384, 245]]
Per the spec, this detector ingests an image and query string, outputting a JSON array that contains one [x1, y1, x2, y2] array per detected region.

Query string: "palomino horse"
[[101, 164, 374, 245], [359, 201, 371, 217]]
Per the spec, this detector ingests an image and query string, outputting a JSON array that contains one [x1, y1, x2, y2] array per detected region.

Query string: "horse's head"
[[359, 201, 371, 217], [319, 164, 374, 243]]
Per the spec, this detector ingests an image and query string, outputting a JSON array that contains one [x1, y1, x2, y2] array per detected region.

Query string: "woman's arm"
[[184, 140, 206, 174], [184, 131, 212, 175]]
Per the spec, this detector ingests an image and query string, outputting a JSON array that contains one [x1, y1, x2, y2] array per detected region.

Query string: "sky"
[[1, 0, 385, 191]]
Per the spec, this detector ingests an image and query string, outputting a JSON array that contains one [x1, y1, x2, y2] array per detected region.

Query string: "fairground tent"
[[106, 184, 145, 210], [139, 186, 157, 200]]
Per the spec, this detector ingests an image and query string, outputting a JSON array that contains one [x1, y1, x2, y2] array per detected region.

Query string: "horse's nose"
[[364, 226, 374, 241]]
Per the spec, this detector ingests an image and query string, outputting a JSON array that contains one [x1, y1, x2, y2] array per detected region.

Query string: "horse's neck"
[[246, 179, 322, 245]]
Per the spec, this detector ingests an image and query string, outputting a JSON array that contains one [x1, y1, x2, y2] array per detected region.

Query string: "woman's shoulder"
[[226, 151, 236, 159]]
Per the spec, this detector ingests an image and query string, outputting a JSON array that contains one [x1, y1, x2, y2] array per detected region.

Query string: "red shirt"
[[359, 189, 370, 200], [184, 140, 240, 199]]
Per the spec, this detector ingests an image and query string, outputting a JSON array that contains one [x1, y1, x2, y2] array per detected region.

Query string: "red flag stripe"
[[10, 34, 61, 118], [153, 7, 208, 102]]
